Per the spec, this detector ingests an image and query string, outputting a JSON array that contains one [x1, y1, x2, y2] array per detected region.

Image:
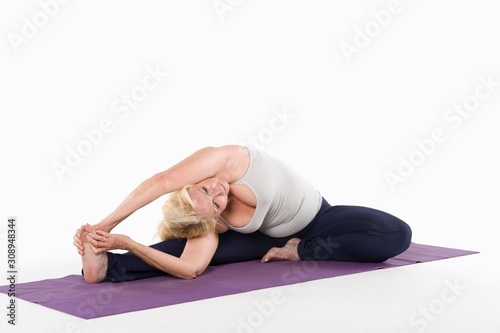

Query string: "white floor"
[[1, 248, 498, 333]]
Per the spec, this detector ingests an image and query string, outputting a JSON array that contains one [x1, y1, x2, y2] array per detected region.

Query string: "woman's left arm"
[[86, 231, 218, 279]]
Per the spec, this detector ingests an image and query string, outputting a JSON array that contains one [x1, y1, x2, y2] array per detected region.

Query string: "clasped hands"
[[73, 224, 131, 255]]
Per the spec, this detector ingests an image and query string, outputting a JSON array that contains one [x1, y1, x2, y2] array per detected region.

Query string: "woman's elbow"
[[152, 172, 169, 188], [171, 264, 207, 279], [179, 273, 198, 280], [175, 269, 201, 280]]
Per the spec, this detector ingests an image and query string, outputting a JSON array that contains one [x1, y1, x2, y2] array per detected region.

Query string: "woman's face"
[[189, 178, 230, 219]]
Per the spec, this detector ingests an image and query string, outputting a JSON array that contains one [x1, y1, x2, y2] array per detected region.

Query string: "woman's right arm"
[[73, 174, 172, 254], [96, 146, 237, 232], [96, 173, 170, 232]]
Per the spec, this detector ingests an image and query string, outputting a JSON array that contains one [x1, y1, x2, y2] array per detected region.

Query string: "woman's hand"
[[72, 224, 88, 255], [72, 223, 99, 255], [86, 230, 132, 254]]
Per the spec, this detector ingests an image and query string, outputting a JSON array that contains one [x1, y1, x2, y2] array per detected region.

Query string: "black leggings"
[[102, 198, 412, 282]]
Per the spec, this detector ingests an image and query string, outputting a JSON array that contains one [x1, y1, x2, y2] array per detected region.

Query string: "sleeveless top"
[[221, 147, 322, 237]]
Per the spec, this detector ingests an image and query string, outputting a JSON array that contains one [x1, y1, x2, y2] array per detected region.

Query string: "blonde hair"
[[157, 185, 217, 240]]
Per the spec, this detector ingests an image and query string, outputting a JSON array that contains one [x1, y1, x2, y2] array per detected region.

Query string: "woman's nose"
[[212, 179, 223, 195]]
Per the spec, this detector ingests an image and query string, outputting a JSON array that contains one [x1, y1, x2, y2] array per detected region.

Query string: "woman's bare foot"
[[81, 242, 108, 284], [261, 238, 301, 263]]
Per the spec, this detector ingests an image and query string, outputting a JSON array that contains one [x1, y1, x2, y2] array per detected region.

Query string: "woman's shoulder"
[[205, 145, 249, 164], [212, 144, 249, 155], [204, 145, 250, 181]]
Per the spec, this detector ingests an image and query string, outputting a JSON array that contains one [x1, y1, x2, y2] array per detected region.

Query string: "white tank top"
[[222, 147, 322, 237]]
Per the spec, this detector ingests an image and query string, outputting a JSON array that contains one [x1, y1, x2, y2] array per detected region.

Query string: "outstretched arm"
[[73, 174, 172, 254], [97, 174, 168, 232], [96, 146, 235, 232], [127, 232, 219, 279], [86, 231, 219, 279]]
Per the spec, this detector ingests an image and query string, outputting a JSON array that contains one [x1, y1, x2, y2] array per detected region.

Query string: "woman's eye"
[[213, 201, 220, 210], [202, 187, 208, 194]]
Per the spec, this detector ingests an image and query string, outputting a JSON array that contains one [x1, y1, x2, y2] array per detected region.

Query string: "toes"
[[263, 248, 287, 262], [262, 247, 277, 263]]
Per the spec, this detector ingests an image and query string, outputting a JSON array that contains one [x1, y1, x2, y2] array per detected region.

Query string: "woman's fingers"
[[74, 226, 83, 242], [87, 241, 102, 254], [86, 231, 113, 250], [86, 233, 102, 247], [73, 224, 101, 256], [73, 237, 84, 249], [85, 230, 126, 252], [86, 236, 104, 254], [72, 240, 84, 255], [88, 231, 110, 242], [73, 226, 86, 255]]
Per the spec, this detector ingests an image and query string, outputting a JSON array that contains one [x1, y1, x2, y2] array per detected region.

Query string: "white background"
[[1, 1, 499, 332]]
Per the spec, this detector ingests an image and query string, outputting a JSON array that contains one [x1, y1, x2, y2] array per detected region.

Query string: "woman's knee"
[[397, 219, 412, 252], [370, 212, 412, 261]]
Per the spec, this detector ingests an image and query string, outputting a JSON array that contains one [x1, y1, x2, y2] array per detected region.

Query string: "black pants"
[[102, 198, 412, 282]]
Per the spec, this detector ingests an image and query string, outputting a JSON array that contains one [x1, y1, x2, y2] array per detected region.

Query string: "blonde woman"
[[73, 145, 411, 283]]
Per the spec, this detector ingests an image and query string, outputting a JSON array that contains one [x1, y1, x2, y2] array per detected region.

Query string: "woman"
[[73, 145, 412, 283]]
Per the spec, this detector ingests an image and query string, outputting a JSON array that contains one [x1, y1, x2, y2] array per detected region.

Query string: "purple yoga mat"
[[0, 243, 478, 319]]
